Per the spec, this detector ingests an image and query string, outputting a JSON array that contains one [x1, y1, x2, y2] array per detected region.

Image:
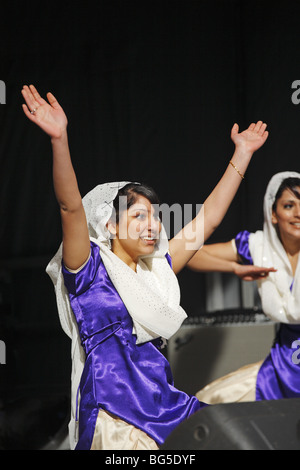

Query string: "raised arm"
[[169, 121, 269, 274], [21, 85, 90, 270]]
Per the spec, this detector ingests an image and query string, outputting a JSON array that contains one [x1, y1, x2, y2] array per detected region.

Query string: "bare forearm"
[[51, 131, 82, 211], [170, 150, 251, 273], [191, 121, 268, 247], [21, 85, 90, 269], [188, 246, 237, 273], [188, 244, 277, 281], [201, 148, 251, 238]]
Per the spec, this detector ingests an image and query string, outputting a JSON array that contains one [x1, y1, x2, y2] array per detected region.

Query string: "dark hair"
[[272, 177, 300, 212], [113, 183, 160, 223]]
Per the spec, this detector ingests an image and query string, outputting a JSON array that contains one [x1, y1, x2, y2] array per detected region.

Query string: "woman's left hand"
[[231, 121, 269, 155]]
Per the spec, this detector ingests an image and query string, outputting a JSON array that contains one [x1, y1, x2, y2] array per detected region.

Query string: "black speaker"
[[161, 398, 300, 450]]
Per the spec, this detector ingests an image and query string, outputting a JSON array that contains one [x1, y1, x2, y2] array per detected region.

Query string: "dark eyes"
[[136, 212, 146, 220], [135, 212, 160, 221]]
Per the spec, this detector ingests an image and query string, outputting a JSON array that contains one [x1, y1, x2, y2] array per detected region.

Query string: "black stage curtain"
[[0, 0, 299, 448]]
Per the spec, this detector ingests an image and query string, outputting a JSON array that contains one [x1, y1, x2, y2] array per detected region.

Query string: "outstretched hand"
[[21, 85, 68, 139], [233, 263, 277, 281], [231, 121, 269, 154]]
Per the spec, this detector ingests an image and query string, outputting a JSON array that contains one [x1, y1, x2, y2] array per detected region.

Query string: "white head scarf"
[[249, 171, 300, 323], [46, 181, 187, 448]]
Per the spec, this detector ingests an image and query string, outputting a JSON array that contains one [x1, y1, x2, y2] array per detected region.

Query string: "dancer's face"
[[109, 195, 161, 265], [272, 187, 300, 241]]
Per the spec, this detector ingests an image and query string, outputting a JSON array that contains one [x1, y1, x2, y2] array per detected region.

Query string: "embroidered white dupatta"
[[46, 181, 187, 448], [249, 171, 300, 323]]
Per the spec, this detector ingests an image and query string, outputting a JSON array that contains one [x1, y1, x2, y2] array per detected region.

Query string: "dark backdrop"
[[0, 0, 299, 448]]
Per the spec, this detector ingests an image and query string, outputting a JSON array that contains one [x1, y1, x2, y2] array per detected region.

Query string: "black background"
[[0, 0, 299, 449]]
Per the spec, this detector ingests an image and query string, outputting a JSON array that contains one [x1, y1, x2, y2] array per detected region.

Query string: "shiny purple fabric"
[[235, 230, 300, 401], [62, 242, 206, 450], [235, 230, 253, 264]]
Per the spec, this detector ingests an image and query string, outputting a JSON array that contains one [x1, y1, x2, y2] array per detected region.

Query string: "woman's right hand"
[[21, 85, 68, 139], [233, 262, 277, 281]]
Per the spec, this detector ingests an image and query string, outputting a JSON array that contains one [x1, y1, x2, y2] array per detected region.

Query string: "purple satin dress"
[[62, 241, 206, 450], [235, 231, 300, 401]]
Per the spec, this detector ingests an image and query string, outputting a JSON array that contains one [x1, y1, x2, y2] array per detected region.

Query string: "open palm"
[[231, 121, 269, 154], [21, 85, 68, 139]]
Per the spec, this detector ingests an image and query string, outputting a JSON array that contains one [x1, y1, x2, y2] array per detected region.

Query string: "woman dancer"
[[188, 172, 300, 404], [21, 84, 268, 450]]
